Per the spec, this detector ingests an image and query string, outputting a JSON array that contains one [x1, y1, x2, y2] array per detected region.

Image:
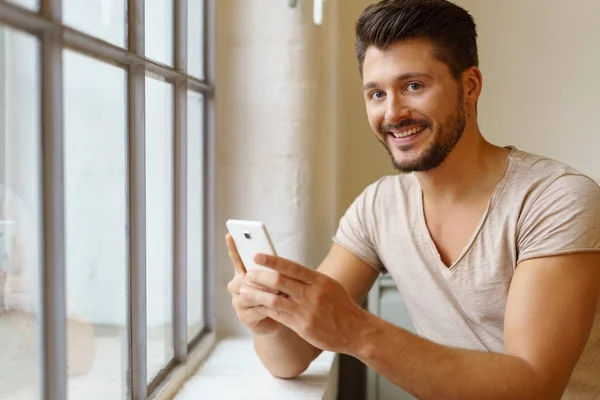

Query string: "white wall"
[[456, 0, 600, 182], [334, 0, 396, 215], [213, 0, 339, 337]]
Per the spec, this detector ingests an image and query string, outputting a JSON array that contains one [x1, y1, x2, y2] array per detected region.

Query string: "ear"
[[464, 66, 483, 108]]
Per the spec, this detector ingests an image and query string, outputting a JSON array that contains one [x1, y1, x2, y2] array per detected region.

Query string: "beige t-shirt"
[[333, 147, 600, 399]]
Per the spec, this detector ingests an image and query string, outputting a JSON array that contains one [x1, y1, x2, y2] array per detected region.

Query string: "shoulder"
[[352, 173, 418, 207], [503, 148, 600, 208], [508, 149, 600, 260], [508, 147, 596, 184]]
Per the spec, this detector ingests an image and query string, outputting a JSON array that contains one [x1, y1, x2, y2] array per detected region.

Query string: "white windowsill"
[[168, 337, 339, 400]]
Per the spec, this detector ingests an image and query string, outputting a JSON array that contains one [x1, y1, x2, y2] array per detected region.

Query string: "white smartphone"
[[226, 219, 277, 273]]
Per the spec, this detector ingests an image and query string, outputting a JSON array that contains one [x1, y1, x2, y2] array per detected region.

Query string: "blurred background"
[[1, 0, 599, 399]]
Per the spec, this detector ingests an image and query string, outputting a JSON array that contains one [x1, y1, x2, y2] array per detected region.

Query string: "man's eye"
[[371, 91, 385, 100], [407, 83, 422, 91]]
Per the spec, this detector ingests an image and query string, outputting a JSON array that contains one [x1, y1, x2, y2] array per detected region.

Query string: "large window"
[[0, 0, 214, 398]]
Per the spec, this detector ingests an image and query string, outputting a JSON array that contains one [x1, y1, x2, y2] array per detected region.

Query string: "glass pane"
[[146, 76, 174, 381], [0, 27, 42, 400], [146, 0, 173, 66], [64, 0, 126, 47], [63, 50, 127, 400], [187, 91, 204, 341], [188, 0, 205, 79], [5, 0, 38, 11]]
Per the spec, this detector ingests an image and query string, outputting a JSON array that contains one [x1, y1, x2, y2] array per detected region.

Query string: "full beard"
[[382, 95, 467, 174]]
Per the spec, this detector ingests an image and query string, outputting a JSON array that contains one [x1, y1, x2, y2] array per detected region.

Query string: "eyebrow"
[[362, 72, 435, 92]]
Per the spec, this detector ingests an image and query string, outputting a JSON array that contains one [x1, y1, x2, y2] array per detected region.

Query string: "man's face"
[[362, 38, 467, 173]]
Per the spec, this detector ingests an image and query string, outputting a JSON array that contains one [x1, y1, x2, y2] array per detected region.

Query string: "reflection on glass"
[[64, 0, 126, 47], [146, 0, 173, 66], [0, 27, 41, 400], [188, 0, 205, 79], [5, 0, 38, 11], [145, 76, 174, 381], [187, 91, 205, 341], [64, 50, 128, 399]]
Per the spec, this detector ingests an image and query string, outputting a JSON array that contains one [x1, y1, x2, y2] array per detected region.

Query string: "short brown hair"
[[355, 0, 479, 80]]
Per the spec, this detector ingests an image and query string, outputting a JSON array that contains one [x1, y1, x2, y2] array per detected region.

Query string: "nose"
[[384, 95, 411, 125]]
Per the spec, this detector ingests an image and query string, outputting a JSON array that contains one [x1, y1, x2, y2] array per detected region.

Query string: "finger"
[[226, 274, 245, 295], [254, 305, 295, 329], [234, 282, 282, 308], [253, 254, 316, 284], [226, 233, 247, 275], [243, 280, 281, 295], [229, 275, 279, 298], [239, 285, 297, 313], [232, 294, 262, 309], [246, 270, 304, 299], [239, 307, 269, 328]]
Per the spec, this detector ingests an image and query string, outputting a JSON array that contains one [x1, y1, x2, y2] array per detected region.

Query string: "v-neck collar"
[[416, 147, 516, 274]]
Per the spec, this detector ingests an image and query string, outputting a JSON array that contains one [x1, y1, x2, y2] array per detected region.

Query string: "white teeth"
[[392, 126, 425, 138]]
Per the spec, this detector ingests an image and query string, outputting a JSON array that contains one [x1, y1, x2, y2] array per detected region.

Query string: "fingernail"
[[239, 287, 247, 296], [254, 254, 266, 264]]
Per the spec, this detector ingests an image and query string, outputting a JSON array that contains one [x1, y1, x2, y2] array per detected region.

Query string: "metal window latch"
[[288, 0, 325, 26], [313, 0, 324, 25]]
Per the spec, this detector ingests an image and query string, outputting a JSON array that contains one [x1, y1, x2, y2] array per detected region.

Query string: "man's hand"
[[240, 253, 368, 354], [225, 234, 282, 336]]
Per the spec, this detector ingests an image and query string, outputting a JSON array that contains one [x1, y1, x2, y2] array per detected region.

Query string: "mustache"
[[380, 119, 431, 133]]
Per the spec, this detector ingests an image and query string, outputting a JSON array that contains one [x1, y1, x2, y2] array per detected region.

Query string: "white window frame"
[[0, 0, 215, 398]]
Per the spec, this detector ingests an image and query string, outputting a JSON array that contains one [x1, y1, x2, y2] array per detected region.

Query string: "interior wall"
[[335, 0, 600, 210], [456, 0, 600, 182], [213, 0, 338, 337], [336, 1, 396, 218]]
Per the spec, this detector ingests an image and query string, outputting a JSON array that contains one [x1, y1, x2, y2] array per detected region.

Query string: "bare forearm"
[[352, 313, 543, 400], [254, 324, 322, 378]]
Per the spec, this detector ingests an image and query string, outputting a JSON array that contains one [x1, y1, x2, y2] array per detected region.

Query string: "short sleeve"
[[332, 181, 386, 273], [517, 174, 600, 263]]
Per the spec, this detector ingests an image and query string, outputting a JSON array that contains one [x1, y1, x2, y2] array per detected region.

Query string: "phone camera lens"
[[244, 232, 251, 239]]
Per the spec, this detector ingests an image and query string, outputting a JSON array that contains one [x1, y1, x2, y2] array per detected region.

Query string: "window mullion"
[[40, 0, 67, 399], [127, 0, 147, 399], [173, 0, 189, 363], [173, 82, 188, 361], [202, 0, 216, 332]]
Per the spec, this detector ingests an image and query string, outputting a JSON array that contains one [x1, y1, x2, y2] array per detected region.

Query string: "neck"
[[414, 127, 509, 205]]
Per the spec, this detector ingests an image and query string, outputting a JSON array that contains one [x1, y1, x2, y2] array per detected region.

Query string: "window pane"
[[188, 0, 205, 79], [5, 0, 38, 11], [64, 50, 127, 400], [0, 27, 41, 400], [146, 76, 174, 381], [146, 0, 173, 66], [187, 91, 204, 341], [64, 0, 126, 47]]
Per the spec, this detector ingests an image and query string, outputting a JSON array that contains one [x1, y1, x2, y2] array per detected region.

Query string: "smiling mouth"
[[389, 125, 427, 138]]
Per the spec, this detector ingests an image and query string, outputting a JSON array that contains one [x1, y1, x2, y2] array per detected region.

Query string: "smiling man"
[[226, 1, 600, 399]]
